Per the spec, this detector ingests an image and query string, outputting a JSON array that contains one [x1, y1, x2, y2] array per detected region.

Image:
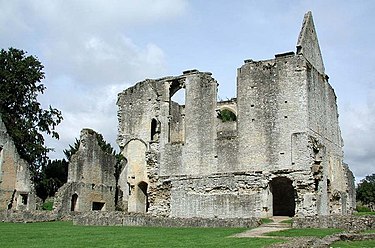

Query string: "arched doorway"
[[136, 181, 149, 213], [71, 193, 78, 211], [270, 177, 295, 217]]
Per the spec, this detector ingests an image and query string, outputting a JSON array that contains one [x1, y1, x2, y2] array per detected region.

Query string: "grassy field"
[[331, 240, 375, 247], [1, 221, 373, 247], [266, 228, 343, 238], [0, 221, 284, 248]]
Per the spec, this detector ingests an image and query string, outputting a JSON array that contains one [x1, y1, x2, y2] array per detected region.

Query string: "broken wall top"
[[68, 128, 116, 186], [296, 11, 325, 75]]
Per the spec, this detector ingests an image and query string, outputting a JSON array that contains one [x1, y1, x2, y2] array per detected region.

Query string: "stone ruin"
[[0, 116, 36, 211], [115, 11, 355, 218], [6, 12, 355, 221], [54, 129, 118, 213]]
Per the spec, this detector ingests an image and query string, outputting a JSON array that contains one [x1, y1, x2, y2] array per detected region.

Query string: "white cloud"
[[341, 91, 375, 178]]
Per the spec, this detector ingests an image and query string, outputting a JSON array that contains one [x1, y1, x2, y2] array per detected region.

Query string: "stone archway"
[[136, 181, 149, 213], [270, 177, 295, 217]]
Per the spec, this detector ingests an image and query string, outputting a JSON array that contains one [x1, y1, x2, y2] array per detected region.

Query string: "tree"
[[0, 48, 62, 179], [217, 109, 237, 122], [356, 173, 375, 207], [35, 159, 69, 201]]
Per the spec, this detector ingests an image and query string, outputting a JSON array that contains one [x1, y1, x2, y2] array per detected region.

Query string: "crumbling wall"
[[115, 11, 355, 219], [54, 129, 116, 213], [0, 116, 35, 211]]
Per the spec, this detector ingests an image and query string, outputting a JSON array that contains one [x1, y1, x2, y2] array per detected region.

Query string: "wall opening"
[[92, 202, 105, 211], [217, 109, 237, 122], [20, 194, 28, 205], [270, 177, 296, 217], [168, 79, 186, 143], [137, 181, 149, 213], [71, 193, 78, 211], [151, 118, 159, 141]]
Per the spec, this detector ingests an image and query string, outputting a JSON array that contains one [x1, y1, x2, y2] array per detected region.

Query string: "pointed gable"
[[296, 11, 325, 75]]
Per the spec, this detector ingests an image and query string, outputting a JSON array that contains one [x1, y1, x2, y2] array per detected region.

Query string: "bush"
[[42, 201, 53, 211], [356, 204, 371, 212]]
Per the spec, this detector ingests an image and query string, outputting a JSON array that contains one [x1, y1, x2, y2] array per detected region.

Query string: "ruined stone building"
[[54, 129, 117, 213], [0, 116, 36, 210], [116, 12, 355, 218]]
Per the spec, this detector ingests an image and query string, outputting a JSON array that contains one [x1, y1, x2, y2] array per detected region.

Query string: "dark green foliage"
[[356, 205, 371, 212], [42, 201, 53, 211], [356, 173, 375, 206], [0, 48, 63, 179], [35, 159, 68, 201], [217, 109, 237, 122], [63, 138, 80, 161]]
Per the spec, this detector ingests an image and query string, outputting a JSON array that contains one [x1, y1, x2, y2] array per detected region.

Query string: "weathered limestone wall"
[[73, 211, 261, 228], [0, 117, 35, 211], [182, 71, 218, 176], [237, 54, 309, 172], [54, 129, 116, 213], [293, 215, 375, 231]]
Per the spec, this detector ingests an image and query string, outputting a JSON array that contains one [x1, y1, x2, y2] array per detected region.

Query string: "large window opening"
[[71, 193, 78, 211], [270, 177, 296, 217], [168, 79, 186, 143], [92, 202, 105, 211]]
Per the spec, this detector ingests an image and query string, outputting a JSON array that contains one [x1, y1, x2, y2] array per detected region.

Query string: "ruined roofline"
[[296, 11, 325, 75], [117, 69, 214, 96]]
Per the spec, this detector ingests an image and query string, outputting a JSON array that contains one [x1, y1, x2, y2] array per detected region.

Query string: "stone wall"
[[0, 116, 36, 211], [54, 129, 117, 213], [73, 211, 261, 228], [293, 215, 375, 231]]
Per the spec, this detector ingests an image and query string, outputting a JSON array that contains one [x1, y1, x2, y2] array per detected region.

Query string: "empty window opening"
[[171, 88, 186, 105], [71, 193, 78, 211], [270, 177, 296, 217], [92, 202, 105, 211], [151, 118, 159, 141], [314, 179, 319, 191], [218, 109, 237, 122], [20, 194, 28, 205], [169, 79, 186, 143]]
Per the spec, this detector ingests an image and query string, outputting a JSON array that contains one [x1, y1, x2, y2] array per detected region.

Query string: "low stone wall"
[[292, 215, 375, 231], [0, 210, 59, 223], [73, 211, 261, 228]]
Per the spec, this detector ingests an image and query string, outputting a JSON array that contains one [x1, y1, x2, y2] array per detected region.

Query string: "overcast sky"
[[1, 1, 374, 182]]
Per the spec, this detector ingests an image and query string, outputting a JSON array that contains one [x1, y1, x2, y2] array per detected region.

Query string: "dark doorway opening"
[[92, 202, 105, 211], [138, 181, 149, 212], [270, 177, 296, 217], [71, 193, 78, 211]]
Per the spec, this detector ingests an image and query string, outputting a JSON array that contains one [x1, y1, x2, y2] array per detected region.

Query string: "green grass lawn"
[[266, 228, 343, 238], [0, 221, 284, 248]]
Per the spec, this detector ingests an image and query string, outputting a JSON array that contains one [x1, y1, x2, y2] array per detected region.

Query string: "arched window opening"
[[71, 193, 78, 211], [270, 177, 296, 217], [218, 109, 237, 122]]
